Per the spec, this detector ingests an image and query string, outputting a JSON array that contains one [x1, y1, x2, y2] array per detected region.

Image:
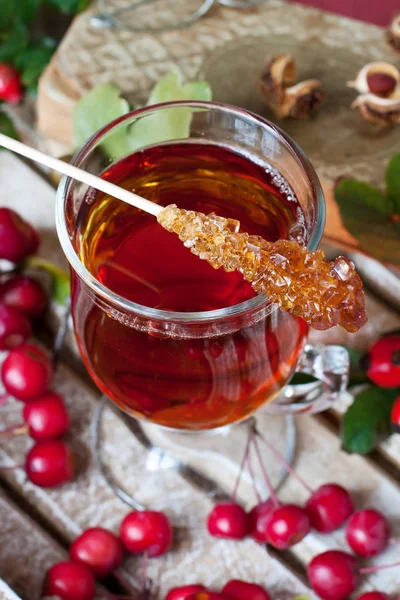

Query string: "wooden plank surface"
[[1, 151, 400, 597]]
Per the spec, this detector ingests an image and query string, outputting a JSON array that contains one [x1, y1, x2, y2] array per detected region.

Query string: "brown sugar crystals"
[[158, 204, 367, 333]]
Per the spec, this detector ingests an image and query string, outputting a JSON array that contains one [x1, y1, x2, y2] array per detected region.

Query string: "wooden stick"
[[0, 133, 162, 217]]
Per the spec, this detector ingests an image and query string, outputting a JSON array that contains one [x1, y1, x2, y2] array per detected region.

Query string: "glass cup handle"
[[264, 344, 350, 415]]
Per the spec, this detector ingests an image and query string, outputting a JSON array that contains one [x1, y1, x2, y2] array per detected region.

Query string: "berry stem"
[[252, 431, 280, 509], [245, 446, 262, 503], [256, 428, 313, 494], [141, 552, 152, 600], [360, 560, 400, 574], [0, 424, 28, 437], [231, 426, 253, 502], [0, 464, 23, 470]]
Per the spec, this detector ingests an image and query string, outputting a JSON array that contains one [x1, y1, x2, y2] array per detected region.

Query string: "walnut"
[[259, 55, 324, 119]]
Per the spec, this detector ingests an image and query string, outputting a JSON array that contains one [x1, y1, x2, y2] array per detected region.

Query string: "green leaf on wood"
[[0, 113, 19, 143], [386, 154, 400, 215], [129, 72, 212, 152], [73, 83, 131, 157], [334, 178, 400, 266], [342, 386, 398, 454]]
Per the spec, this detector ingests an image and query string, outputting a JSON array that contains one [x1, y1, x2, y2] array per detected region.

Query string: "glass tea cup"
[[56, 102, 348, 435]]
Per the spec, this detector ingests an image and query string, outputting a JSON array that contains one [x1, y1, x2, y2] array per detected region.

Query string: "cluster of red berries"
[[206, 430, 399, 600], [364, 335, 400, 430], [0, 63, 23, 104], [44, 517, 274, 600], [0, 208, 75, 488], [45, 511, 172, 600]]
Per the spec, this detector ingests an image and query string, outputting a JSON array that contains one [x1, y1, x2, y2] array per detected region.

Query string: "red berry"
[[265, 504, 311, 549], [356, 593, 390, 600], [366, 336, 400, 387], [222, 579, 271, 600], [0, 275, 47, 318], [165, 585, 207, 600], [70, 527, 124, 579], [44, 561, 95, 600], [26, 439, 75, 488], [306, 484, 354, 533], [248, 499, 274, 543], [207, 503, 249, 540], [0, 208, 39, 264], [187, 594, 227, 600], [22, 393, 69, 440], [307, 551, 360, 600], [120, 510, 172, 557], [1, 344, 52, 402], [0, 304, 31, 350], [0, 63, 22, 104], [346, 509, 391, 557], [391, 396, 400, 432]]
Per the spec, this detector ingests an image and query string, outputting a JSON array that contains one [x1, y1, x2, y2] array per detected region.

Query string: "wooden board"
[[1, 151, 400, 597]]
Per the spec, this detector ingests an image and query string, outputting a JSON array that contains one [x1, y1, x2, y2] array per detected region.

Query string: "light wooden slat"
[[0, 489, 65, 599]]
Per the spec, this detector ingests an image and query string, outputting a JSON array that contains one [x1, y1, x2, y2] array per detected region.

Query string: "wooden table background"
[[1, 1, 400, 599]]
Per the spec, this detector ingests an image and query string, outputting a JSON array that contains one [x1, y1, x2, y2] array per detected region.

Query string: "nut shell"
[[387, 13, 400, 54], [351, 91, 400, 126], [347, 62, 399, 96]]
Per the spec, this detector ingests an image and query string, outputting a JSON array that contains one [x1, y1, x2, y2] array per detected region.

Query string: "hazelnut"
[[348, 62, 400, 97]]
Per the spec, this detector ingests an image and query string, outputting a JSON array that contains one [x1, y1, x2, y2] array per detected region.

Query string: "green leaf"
[[386, 154, 400, 215], [128, 72, 212, 153], [347, 347, 369, 386], [335, 178, 392, 218], [0, 113, 19, 142], [25, 256, 70, 305], [0, 0, 41, 29], [0, 22, 29, 63], [45, 0, 90, 13], [334, 178, 400, 266], [73, 83, 131, 157], [20, 38, 56, 90], [72, 73, 212, 160], [342, 386, 398, 454], [51, 269, 70, 305]]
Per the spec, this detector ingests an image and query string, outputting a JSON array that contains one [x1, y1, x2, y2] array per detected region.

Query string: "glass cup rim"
[[56, 100, 326, 324]]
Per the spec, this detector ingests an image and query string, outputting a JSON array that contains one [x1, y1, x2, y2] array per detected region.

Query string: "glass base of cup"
[[93, 396, 297, 511]]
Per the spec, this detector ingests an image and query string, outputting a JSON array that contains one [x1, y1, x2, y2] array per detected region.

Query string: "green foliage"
[[0, 113, 19, 142], [342, 387, 398, 454], [73, 72, 212, 158], [0, 0, 87, 95], [334, 155, 400, 266]]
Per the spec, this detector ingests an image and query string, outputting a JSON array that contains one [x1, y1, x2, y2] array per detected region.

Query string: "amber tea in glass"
[[57, 102, 349, 432]]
